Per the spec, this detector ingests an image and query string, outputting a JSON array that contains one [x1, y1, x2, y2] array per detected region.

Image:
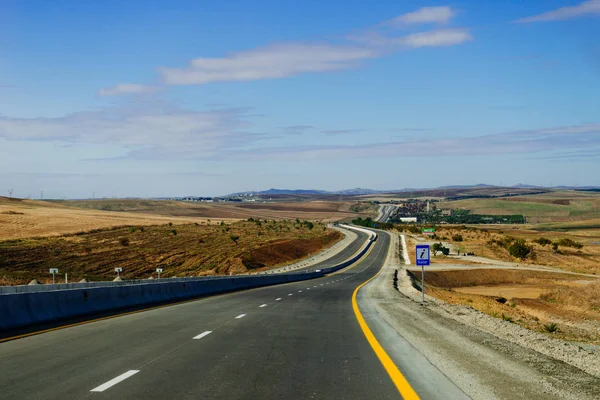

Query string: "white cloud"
[[160, 43, 377, 85], [101, 10, 471, 90], [399, 28, 472, 48], [516, 0, 600, 23], [98, 83, 158, 96], [388, 6, 456, 25], [0, 104, 262, 159]]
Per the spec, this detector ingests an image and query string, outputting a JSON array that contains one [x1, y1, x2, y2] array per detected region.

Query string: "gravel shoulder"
[[360, 231, 600, 400]]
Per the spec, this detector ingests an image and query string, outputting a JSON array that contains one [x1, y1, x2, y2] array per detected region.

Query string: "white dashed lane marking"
[[259, 304, 267, 308], [235, 314, 246, 319], [91, 370, 140, 392], [193, 331, 212, 340]]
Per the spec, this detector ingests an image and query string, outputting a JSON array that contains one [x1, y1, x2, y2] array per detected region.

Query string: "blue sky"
[[1, 1, 599, 198]]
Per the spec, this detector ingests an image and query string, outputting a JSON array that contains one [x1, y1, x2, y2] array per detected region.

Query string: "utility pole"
[[40, 190, 44, 200], [8, 189, 13, 198]]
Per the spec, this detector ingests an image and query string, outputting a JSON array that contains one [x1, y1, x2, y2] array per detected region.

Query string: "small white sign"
[[115, 268, 123, 273], [156, 268, 163, 273], [49, 268, 59, 274]]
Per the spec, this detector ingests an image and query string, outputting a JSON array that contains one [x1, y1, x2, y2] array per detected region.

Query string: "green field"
[[439, 191, 600, 223]]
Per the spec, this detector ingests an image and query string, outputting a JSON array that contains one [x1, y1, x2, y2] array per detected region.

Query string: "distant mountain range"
[[227, 184, 600, 197]]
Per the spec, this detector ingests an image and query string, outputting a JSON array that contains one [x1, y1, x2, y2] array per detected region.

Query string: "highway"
[[377, 205, 396, 223], [0, 229, 435, 399]]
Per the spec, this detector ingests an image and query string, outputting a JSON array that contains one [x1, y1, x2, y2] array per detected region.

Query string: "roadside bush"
[[552, 242, 561, 253], [230, 235, 240, 244], [408, 226, 421, 234], [501, 314, 514, 323], [509, 239, 531, 259], [170, 229, 177, 236], [168, 222, 173, 227], [431, 242, 450, 256], [128, 227, 136, 233], [533, 237, 552, 246], [452, 234, 463, 242], [543, 322, 559, 333], [557, 238, 583, 249], [119, 237, 130, 246]]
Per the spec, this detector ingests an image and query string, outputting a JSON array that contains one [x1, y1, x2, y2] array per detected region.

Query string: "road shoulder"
[[359, 231, 600, 400]]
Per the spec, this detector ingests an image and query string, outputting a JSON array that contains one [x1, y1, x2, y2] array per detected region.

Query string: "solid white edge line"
[[91, 370, 140, 392], [193, 331, 212, 340], [235, 314, 246, 319]]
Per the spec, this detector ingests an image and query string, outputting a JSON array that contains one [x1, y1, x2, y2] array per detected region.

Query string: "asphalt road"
[[292, 228, 370, 272], [377, 205, 396, 223], [0, 231, 418, 399]]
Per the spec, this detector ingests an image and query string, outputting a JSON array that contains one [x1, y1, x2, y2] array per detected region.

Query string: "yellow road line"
[[352, 233, 420, 400]]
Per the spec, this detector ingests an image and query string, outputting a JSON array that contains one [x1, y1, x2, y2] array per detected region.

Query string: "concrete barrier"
[[0, 227, 376, 332]]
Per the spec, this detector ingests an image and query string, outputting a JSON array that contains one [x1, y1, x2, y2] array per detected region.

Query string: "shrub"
[[194, 222, 199, 226], [408, 226, 421, 234], [230, 235, 240, 244], [552, 242, 560, 253], [170, 229, 177, 236], [452, 234, 463, 242], [543, 322, 559, 333], [128, 227, 136, 233], [441, 247, 450, 256], [432, 242, 444, 256], [557, 238, 583, 249], [247, 217, 255, 222], [509, 239, 531, 259], [501, 314, 514, 323], [119, 237, 130, 246], [168, 222, 173, 227], [533, 237, 552, 246]]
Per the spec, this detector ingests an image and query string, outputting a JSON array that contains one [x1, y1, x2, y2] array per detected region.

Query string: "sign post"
[[416, 245, 430, 304], [115, 267, 123, 278], [156, 268, 163, 279], [49, 268, 58, 284], [422, 228, 435, 236]]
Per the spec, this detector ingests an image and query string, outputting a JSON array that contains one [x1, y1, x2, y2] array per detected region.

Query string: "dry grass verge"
[[0, 220, 341, 285], [420, 269, 600, 343]]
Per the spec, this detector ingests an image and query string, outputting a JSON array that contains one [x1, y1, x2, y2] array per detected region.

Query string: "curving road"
[[0, 230, 424, 399]]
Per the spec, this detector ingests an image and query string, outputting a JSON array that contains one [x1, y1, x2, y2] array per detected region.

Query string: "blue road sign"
[[416, 245, 430, 266]]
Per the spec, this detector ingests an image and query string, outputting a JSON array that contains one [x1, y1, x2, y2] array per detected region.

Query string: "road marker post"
[[156, 268, 163, 279], [115, 267, 123, 279], [49, 268, 58, 284], [415, 245, 430, 304]]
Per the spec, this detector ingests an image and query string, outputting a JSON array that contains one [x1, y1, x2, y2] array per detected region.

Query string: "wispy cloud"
[[282, 125, 315, 135], [102, 7, 471, 92], [322, 129, 364, 135], [98, 83, 159, 96], [160, 44, 377, 85], [386, 6, 456, 26], [0, 103, 264, 159], [399, 28, 472, 48], [230, 123, 600, 160], [515, 0, 600, 23]]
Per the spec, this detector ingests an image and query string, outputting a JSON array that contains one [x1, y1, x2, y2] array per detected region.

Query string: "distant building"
[[441, 209, 452, 216], [399, 217, 417, 223]]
